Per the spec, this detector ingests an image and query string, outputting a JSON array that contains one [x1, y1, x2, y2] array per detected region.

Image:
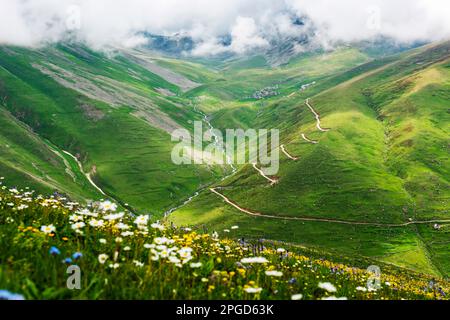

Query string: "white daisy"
[[69, 214, 84, 222], [104, 212, 125, 221], [77, 208, 97, 217], [318, 282, 337, 293], [115, 223, 130, 230], [321, 296, 347, 300], [134, 215, 149, 225], [265, 270, 283, 277], [71, 222, 86, 230], [178, 247, 193, 259], [133, 260, 144, 267], [244, 287, 262, 294], [151, 222, 165, 231], [17, 204, 29, 210], [241, 257, 269, 264], [89, 219, 104, 228], [98, 254, 109, 264], [154, 237, 170, 245], [356, 286, 367, 292], [40, 224, 56, 234], [169, 256, 181, 264], [190, 262, 202, 268], [99, 200, 117, 212], [291, 294, 303, 300]]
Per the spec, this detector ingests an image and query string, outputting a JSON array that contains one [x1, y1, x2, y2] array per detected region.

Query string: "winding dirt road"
[[207, 98, 450, 229], [306, 98, 330, 132], [301, 133, 318, 144], [280, 145, 299, 161], [210, 188, 450, 227], [62, 150, 106, 196], [252, 163, 278, 185]]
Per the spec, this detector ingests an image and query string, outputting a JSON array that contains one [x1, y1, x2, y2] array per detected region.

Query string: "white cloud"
[[121, 35, 149, 49], [288, 0, 450, 43], [0, 1, 32, 46], [0, 0, 449, 54], [229, 17, 269, 54], [191, 39, 229, 57]]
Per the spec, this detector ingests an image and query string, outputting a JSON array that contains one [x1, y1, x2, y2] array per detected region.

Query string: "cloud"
[[0, 1, 33, 46], [287, 0, 450, 43], [229, 17, 269, 54], [0, 0, 449, 54]]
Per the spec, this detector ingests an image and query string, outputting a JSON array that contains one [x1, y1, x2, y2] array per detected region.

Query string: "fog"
[[0, 0, 449, 54]]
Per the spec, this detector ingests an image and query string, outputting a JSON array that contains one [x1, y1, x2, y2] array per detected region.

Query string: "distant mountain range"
[[141, 29, 424, 68]]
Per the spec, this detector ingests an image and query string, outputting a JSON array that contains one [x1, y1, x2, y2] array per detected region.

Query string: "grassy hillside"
[[0, 40, 448, 282], [0, 44, 374, 215], [170, 41, 450, 277], [0, 107, 101, 200], [0, 45, 223, 214]]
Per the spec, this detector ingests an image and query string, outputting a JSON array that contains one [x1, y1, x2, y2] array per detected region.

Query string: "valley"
[[0, 40, 449, 278], [169, 41, 450, 277]]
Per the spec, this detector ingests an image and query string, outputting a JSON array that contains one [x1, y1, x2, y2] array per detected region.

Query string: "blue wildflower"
[[49, 246, 61, 255], [72, 252, 83, 260], [0, 290, 25, 300], [63, 258, 73, 264], [288, 278, 297, 284]]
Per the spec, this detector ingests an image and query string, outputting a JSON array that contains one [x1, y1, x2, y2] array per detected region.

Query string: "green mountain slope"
[[0, 40, 448, 278], [169, 41, 450, 277], [0, 107, 101, 200], [0, 45, 223, 213], [0, 44, 371, 214]]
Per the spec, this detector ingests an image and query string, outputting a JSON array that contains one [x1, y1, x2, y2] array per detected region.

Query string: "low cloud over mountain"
[[1, 0, 449, 55]]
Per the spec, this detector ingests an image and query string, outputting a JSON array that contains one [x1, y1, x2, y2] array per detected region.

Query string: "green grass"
[[0, 107, 100, 200], [0, 46, 223, 214], [170, 41, 450, 277], [0, 187, 448, 300], [0, 40, 449, 283]]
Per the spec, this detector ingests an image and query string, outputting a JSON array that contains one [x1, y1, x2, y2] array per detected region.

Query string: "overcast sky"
[[0, 0, 449, 54]]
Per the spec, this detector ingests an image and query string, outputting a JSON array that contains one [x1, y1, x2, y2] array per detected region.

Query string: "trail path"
[[301, 133, 318, 144], [280, 145, 299, 161], [208, 89, 450, 229], [252, 163, 278, 185], [46, 146, 77, 182], [210, 188, 450, 228], [305, 98, 330, 132], [62, 150, 106, 196]]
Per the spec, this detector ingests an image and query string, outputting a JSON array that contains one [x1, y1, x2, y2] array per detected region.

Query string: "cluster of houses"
[[247, 80, 317, 101], [249, 85, 280, 100], [300, 81, 316, 91]]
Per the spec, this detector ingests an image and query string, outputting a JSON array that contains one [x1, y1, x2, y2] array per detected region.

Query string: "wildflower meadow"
[[0, 181, 449, 300]]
